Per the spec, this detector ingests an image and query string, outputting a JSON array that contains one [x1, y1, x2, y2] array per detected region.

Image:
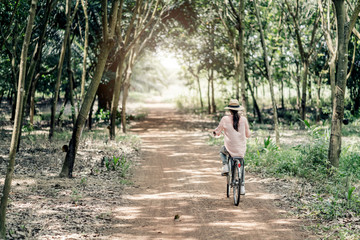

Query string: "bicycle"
[[226, 156, 244, 206]]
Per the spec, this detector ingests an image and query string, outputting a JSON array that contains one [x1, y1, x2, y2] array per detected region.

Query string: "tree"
[[109, 0, 169, 137], [217, 0, 247, 112], [318, 0, 337, 107], [80, 0, 89, 102], [284, 0, 321, 121], [328, 0, 360, 167], [60, 0, 121, 177], [253, 0, 280, 146], [0, 0, 38, 236], [49, 0, 79, 139]]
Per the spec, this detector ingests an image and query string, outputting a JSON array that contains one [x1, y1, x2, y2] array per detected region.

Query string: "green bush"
[[95, 109, 110, 123], [104, 155, 131, 177]]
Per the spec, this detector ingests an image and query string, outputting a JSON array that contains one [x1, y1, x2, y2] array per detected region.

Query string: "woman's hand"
[[207, 129, 216, 137]]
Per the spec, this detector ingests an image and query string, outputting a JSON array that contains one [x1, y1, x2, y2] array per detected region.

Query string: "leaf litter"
[[0, 126, 140, 239]]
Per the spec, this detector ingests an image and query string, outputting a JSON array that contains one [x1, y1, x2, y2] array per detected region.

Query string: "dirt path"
[[105, 103, 312, 240]]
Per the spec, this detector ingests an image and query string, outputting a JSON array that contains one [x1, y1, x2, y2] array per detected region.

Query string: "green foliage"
[[22, 124, 34, 133], [71, 188, 82, 205], [80, 177, 87, 190], [263, 136, 278, 151], [104, 155, 131, 177], [243, 119, 360, 228], [95, 109, 110, 123]]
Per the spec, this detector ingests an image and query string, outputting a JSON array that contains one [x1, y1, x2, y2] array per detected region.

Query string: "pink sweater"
[[214, 115, 251, 158]]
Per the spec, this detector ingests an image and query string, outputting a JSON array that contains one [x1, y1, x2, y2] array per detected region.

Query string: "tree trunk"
[[295, 64, 301, 111], [80, 0, 89, 101], [11, 92, 16, 122], [121, 82, 130, 133], [300, 59, 309, 121], [254, 0, 280, 146], [60, 0, 121, 177], [235, 65, 240, 100], [0, 0, 38, 237], [316, 75, 322, 122], [60, 41, 114, 177], [29, 78, 37, 126], [121, 49, 138, 134], [239, 0, 247, 113], [210, 68, 216, 113], [308, 76, 312, 104], [246, 74, 262, 123], [195, 75, 203, 109], [329, 59, 336, 108], [110, 54, 125, 139], [49, 0, 72, 139], [207, 77, 211, 114], [281, 79, 284, 109], [97, 79, 114, 111], [67, 36, 76, 126], [328, 0, 347, 168], [57, 97, 69, 127], [88, 95, 95, 130]]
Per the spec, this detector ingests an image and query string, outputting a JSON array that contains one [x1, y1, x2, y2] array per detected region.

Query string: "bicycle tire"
[[226, 173, 230, 198], [233, 164, 241, 206]]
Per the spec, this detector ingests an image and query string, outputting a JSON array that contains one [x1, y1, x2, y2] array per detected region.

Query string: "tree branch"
[[227, 0, 241, 25], [285, 0, 306, 62], [346, 40, 356, 80], [101, 0, 108, 41], [347, 0, 360, 41]]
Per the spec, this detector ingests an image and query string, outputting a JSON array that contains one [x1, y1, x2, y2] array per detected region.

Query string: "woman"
[[213, 99, 251, 195]]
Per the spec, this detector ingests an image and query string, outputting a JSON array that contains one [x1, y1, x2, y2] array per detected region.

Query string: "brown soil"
[[103, 103, 313, 240]]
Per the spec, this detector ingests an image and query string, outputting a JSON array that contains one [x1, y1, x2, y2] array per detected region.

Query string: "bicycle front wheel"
[[233, 166, 241, 206]]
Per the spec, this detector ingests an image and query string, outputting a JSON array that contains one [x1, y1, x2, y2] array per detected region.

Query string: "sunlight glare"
[[156, 50, 181, 71]]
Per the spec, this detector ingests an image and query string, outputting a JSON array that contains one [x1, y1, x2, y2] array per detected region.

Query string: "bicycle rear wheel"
[[233, 165, 241, 206], [226, 173, 230, 198]]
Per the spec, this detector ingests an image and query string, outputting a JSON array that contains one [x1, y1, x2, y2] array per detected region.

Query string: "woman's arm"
[[213, 117, 225, 136]]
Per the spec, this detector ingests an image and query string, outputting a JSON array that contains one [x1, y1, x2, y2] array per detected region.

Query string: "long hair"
[[230, 110, 240, 131]]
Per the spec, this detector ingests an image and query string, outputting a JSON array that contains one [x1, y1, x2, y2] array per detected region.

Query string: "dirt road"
[[106, 103, 312, 240]]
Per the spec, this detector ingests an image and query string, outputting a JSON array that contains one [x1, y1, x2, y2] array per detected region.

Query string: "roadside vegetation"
[[203, 97, 360, 239]]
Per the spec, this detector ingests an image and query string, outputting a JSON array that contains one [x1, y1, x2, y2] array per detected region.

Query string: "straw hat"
[[224, 99, 244, 111]]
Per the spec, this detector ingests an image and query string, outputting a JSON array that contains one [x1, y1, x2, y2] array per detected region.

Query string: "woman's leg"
[[241, 159, 245, 194], [220, 152, 227, 165], [220, 146, 229, 174]]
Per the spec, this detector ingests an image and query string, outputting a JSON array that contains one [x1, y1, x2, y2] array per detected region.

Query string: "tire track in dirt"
[[105, 103, 313, 240]]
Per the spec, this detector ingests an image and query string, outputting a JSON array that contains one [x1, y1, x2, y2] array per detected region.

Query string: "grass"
[[208, 119, 360, 239], [246, 129, 360, 238]]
